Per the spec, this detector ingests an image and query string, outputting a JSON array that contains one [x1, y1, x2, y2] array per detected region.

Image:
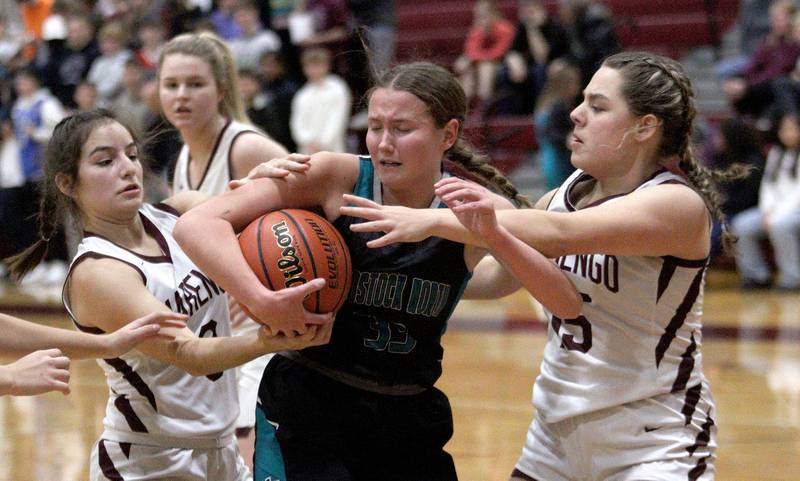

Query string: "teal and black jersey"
[[300, 157, 472, 388]]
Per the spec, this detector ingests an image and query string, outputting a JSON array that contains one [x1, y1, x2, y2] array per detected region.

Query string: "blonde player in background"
[[157, 31, 289, 468]]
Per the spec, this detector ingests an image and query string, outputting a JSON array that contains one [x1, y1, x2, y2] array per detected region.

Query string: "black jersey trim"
[[681, 382, 703, 426], [98, 439, 125, 480], [655, 267, 704, 367], [85, 211, 172, 264], [105, 357, 158, 412], [113, 394, 149, 433], [64, 252, 147, 334], [227, 129, 262, 180], [186, 119, 232, 190], [510, 469, 539, 481], [671, 332, 697, 392], [152, 202, 180, 218]]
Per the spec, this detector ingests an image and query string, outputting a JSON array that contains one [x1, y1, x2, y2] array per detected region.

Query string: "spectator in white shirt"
[[229, 0, 281, 70], [290, 47, 351, 154], [732, 112, 800, 290], [86, 22, 131, 107]]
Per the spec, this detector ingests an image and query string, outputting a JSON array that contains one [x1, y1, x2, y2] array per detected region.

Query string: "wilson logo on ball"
[[271, 220, 307, 287]]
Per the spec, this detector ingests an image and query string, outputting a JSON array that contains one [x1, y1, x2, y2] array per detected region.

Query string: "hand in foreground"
[[101, 312, 188, 358], [245, 278, 334, 336], [260, 319, 334, 351], [434, 178, 502, 239], [339, 194, 434, 247], [2, 349, 71, 396], [229, 153, 312, 189]]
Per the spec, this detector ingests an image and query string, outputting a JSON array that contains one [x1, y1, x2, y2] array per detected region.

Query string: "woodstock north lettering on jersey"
[[164, 269, 225, 316], [556, 254, 620, 293], [349, 270, 451, 317]]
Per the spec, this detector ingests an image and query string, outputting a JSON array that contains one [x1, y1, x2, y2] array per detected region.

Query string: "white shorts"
[[89, 436, 252, 481], [515, 383, 717, 481], [233, 319, 273, 429]]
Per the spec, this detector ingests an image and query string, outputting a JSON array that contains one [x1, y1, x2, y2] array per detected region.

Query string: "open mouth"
[[380, 160, 402, 167]]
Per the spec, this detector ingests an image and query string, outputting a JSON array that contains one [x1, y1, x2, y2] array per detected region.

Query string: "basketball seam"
[[283, 210, 321, 312], [256, 216, 276, 291]]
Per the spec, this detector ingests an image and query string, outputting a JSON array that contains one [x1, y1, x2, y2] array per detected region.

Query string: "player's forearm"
[[174, 331, 274, 376], [484, 226, 582, 319], [173, 214, 269, 308], [0, 313, 107, 359]]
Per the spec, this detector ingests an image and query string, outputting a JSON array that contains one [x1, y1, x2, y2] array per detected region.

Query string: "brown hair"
[[5, 110, 133, 280], [369, 61, 532, 207], [602, 51, 750, 251], [157, 31, 249, 124]]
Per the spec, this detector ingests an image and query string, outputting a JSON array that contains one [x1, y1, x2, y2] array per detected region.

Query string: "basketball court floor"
[[0, 271, 798, 481]]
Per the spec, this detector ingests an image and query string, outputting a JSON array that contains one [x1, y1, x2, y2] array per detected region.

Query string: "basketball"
[[238, 208, 352, 314]]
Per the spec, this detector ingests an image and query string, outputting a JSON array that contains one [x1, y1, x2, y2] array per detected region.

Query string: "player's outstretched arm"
[[67, 258, 332, 376], [0, 312, 185, 360], [440, 179, 582, 318]]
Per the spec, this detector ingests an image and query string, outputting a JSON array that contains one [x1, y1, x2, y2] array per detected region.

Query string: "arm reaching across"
[[342, 177, 711, 260], [0, 311, 186, 360], [441, 180, 582, 318]]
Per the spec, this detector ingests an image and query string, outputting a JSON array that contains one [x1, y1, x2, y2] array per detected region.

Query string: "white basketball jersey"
[[63, 204, 239, 442], [172, 120, 260, 195], [534, 169, 712, 423]]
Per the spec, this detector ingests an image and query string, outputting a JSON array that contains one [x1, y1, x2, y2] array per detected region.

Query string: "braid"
[[446, 138, 533, 207]]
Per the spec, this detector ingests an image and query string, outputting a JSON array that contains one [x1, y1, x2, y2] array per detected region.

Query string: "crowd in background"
[[0, 0, 799, 293]]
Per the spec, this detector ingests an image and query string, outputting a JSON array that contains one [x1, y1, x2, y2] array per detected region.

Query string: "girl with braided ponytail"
[[339, 51, 732, 480], [173, 60, 581, 481]]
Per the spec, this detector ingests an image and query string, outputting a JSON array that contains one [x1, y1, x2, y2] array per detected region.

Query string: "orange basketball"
[[238, 209, 352, 314]]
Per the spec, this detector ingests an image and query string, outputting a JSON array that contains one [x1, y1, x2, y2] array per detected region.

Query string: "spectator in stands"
[[557, 0, 620, 86], [534, 60, 580, 190], [258, 51, 298, 152], [211, 0, 243, 40], [86, 22, 132, 107], [453, 0, 516, 110], [110, 59, 149, 134], [238, 68, 271, 131], [716, 0, 773, 79], [8, 67, 67, 285], [290, 0, 350, 50], [290, 47, 351, 154], [721, 0, 800, 121], [38, 14, 98, 109], [731, 112, 800, 290], [229, 0, 282, 70], [133, 19, 166, 71], [0, 16, 25, 73], [18, 0, 54, 61], [72, 80, 98, 112], [707, 118, 765, 259], [497, 0, 570, 115]]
